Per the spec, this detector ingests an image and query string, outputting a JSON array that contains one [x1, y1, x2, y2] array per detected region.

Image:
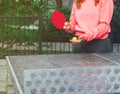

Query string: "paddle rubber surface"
[[51, 10, 66, 29]]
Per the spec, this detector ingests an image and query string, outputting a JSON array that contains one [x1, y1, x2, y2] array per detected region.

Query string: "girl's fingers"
[[78, 35, 84, 39], [64, 22, 71, 30], [64, 22, 68, 26], [69, 38, 83, 44], [63, 25, 66, 29]]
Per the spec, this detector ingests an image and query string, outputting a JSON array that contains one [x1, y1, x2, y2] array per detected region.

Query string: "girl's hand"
[[70, 35, 84, 44], [63, 22, 71, 30]]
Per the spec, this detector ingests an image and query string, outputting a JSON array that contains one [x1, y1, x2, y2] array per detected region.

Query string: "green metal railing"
[[0, 16, 72, 58]]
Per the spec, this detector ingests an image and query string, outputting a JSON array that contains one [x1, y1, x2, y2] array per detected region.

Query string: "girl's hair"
[[76, 0, 99, 9]]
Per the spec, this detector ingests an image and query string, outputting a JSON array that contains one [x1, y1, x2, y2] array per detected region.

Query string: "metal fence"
[[0, 16, 120, 58], [0, 16, 72, 58]]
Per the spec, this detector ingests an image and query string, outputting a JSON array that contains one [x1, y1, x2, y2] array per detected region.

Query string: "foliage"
[[0, 0, 50, 17], [0, 0, 73, 52], [41, 5, 72, 42], [111, 6, 120, 43]]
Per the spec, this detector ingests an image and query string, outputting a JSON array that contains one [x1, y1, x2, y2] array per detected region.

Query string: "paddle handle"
[[69, 28, 72, 32]]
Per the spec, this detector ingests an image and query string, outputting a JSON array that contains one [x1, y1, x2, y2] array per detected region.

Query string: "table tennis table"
[[6, 53, 120, 94]]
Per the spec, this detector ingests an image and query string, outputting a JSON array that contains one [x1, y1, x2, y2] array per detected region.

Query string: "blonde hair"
[[76, 0, 99, 9]]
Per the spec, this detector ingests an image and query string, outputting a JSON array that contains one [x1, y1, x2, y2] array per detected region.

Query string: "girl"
[[64, 0, 114, 53]]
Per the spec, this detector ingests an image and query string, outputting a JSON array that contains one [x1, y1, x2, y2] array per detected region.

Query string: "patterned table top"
[[6, 53, 119, 94]]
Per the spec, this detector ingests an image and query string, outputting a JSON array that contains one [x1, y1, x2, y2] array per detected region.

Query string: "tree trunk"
[[55, 0, 63, 8]]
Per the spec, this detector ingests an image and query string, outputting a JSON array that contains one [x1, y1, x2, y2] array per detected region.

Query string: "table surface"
[[6, 53, 120, 94]]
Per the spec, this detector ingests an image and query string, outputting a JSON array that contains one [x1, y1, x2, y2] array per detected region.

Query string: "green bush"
[[112, 6, 120, 43], [0, 1, 73, 43], [41, 6, 73, 42]]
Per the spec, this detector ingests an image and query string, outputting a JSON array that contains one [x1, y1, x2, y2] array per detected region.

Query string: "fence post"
[[38, 17, 42, 54]]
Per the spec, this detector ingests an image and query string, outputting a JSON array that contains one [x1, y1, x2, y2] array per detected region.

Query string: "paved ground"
[[0, 59, 15, 94], [0, 44, 119, 94]]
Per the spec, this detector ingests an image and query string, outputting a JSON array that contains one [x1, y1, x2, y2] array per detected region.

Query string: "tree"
[[0, 0, 50, 16], [55, 0, 63, 8]]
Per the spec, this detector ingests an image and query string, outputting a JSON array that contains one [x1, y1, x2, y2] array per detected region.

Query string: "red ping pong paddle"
[[51, 10, 66, 30], [51, 10, 72, 32]]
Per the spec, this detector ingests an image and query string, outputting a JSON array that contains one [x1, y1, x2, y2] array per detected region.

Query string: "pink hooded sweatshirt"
[[66, 0, 114, 41]]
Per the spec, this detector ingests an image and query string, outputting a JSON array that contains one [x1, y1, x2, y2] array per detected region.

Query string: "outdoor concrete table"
[[6, 53, 120, 94]]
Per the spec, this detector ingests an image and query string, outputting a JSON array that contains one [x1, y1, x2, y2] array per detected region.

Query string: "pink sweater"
[[67, 0, 114, 41]]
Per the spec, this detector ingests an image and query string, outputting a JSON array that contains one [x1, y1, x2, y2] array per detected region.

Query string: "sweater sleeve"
[[84, 0, 114, 41], [65, 2, 77, 34]]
